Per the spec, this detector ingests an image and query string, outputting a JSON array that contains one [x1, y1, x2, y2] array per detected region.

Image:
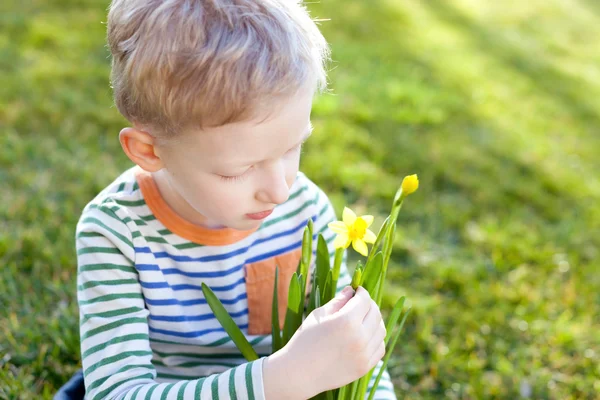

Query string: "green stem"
[[367, 309, 411, 400], [337, 384, 347, 400], [330, 248, 344, 298], [348, 380, 359, 400]]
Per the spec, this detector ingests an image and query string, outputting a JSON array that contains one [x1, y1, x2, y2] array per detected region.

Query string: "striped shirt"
[[76, 166, 397, 400]]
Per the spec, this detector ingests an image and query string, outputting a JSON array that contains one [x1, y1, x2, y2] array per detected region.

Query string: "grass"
[[1, 0, 599, 398]]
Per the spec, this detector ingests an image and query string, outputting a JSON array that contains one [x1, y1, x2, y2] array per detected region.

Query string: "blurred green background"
[[1, 0, 599, 398]]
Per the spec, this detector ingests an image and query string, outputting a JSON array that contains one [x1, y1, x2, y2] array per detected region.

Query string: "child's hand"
[[270, 285, 387, 398]]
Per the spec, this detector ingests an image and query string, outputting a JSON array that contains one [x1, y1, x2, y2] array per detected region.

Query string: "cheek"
[[187, 177, 253, 215], [285, 156, 301, 186]]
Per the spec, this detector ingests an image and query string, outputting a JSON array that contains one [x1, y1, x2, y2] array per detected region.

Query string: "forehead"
[[188, 86, 315, 167]]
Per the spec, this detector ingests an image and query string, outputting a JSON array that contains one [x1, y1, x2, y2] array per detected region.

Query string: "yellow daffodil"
[[328, 207, 377, 257], [401, 174, 419, 195]]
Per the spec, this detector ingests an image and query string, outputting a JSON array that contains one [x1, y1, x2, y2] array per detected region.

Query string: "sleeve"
[[76, 203, 267, 400], [310, 189, 398, 400]]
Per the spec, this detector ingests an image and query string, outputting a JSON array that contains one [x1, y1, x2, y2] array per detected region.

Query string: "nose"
[[255, 160, 290, 205]]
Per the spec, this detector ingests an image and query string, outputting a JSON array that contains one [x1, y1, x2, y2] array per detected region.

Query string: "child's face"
[[154, 84, 315, 231]]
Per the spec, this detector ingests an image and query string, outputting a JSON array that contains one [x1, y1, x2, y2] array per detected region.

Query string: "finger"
[[364, 320, 386, 356], [323, 286, 355, 315], [367, 341, 386, 369], [338, 286, 371, 320], [361, 299, 382, 326]]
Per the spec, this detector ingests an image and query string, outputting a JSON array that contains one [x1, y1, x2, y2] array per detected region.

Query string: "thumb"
[[321, 286, 354, 315]]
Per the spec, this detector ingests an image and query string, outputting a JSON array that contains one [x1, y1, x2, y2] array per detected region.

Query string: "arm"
[[77, 204, 269, 400]]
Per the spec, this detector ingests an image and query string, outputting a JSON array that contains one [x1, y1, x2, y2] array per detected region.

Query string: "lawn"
[[1, 0, 599, 398]]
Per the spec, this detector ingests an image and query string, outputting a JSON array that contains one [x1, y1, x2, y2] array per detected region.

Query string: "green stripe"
[[79, 292, 143, 306], [152, 348, 268, 360], [177, 381, 190, 400], [87, 204, 121, 223], [86, 350, 153, 376], [117, 182, 126, 191], [87, 364, 153, 393], [146, 236, 169, 244], [131, 385, 144, 399], [79, 263, 136, 274], [78, 278, 138, 291], [287, 184, 308, 202], [157, 229, 171, 236], [145, 384, 158, 399], [228, 367, 238, 400], [81, 216, 133, 248], [174, 242, 203, 250], [92, 372, 154, 400], [160, 383, 175, 400], [318, 202, 329, 217], [77, 246, 123, 255], [153, 359, 240, 369], [140, 214, 156, 221], [132, 181, 139, 191], [194, 377, 205, 398], [81, 316, 146, 342], [245, 362, 255, 400], [261, 198, 316, 229], [115, 199, 146, 207], [82, 333, 149, 359], [82, 306, 144, 322], [158, 372, 198, 381], [77, 232, 105, 239], [211, 374, 220, 399], [150, 336, 232, 348]]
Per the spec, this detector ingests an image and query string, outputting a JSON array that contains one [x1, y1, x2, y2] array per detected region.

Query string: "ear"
[[119, 127, 165, 172]]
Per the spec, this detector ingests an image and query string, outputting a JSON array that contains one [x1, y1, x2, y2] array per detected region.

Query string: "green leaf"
[[201, 283, 259, 361], [307, 270, 318, 316], [314, 285, 320, 309], [322, 269, 332, 306], [316, 234, 330, 299], [283, 272, 302, 344], [361, 252, 383, 295], [271, 266, 282, 353], [384, 296, 406, 346]]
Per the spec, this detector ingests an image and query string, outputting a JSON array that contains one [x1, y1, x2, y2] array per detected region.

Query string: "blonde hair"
[[107, 0, 332, 137]]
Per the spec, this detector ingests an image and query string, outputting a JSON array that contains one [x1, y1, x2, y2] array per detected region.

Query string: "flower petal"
[[401, 174, 419, 195], [352, 239, 369, 257], [328, 221, 349, 234], [342, 207, 357, 226], [333, 233, 351, 249], [360, 215, 374, 228], [363, 229, 377, 244]]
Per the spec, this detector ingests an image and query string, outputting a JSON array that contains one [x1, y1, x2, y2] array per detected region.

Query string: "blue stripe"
[[245, 240, 302, 264], [136, 263, 243, 278], [140, 277, 246, 291], [132, 215, 315, 264], [251, 216, 316, 247], [135, 236, 315, 279], [149, 324, 249, 338], [149, 308, 248, 322], [145, 292, 247, 306]]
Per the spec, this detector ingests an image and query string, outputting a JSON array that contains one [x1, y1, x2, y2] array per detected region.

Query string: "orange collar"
[[134, 167, 259, 246]]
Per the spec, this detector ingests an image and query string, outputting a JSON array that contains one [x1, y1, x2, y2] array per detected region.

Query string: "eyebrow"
[[241, 125, 314, 166]]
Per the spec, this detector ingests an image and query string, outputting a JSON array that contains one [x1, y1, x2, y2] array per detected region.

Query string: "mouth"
[[245, 209, 274, 220]]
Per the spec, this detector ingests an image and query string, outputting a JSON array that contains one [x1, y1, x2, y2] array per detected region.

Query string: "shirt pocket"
[[244, 247, 309, 335]]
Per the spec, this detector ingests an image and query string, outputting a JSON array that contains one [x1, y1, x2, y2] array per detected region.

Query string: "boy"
[[69, 0, 398, 398]]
